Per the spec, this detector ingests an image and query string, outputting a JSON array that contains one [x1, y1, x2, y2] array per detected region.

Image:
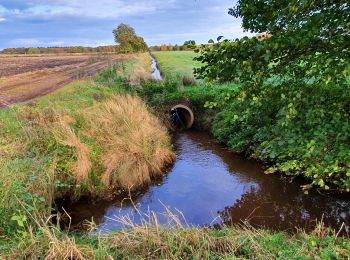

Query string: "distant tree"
[[183, 40, 196, 50], [150, 45, 161, 51], [112, 23, 148, 53], [160, 44, 168, 51], [167, 44, 174, 51], [27, 48, 40, 55], [0, 45, 119, 55]]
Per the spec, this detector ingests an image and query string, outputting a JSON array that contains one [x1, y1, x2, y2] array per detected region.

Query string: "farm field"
[[152, 51, 201, 80], [0, 53, 131, 107]]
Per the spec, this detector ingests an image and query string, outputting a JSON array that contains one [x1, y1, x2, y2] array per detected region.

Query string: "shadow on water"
[[60, 131, 350, 235]]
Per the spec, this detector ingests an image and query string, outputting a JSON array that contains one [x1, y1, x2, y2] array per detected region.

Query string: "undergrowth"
[[211, 82, 350, 191], [2, 212, 349, 259]]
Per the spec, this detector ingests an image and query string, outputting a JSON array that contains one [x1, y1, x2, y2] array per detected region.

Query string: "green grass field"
[[152, 51, 201, 81]]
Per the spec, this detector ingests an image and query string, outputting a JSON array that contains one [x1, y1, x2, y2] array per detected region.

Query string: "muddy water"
[[62, 131, 350, 234]]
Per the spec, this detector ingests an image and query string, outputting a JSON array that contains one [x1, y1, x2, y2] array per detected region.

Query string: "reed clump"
[[0, 55, 177, 241], [21, 94, 175, 194], [81, 94, 176, 189], [0, 92, 175, 239]]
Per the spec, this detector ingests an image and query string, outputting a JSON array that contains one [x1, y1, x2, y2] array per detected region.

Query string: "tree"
[[196, 0, 350, 85], [194, 1, 350, 191], [112, 23, 148, 53], [183, 40, 196, 50], [27, 48, 40, 55]]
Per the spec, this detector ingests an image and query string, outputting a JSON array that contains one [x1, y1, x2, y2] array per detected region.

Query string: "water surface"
[[63, 131, 350, 235], [150, 54, 162, 81]]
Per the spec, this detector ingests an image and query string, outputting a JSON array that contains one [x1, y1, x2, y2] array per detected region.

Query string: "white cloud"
[[0, 17, 5, 22], [9, 38, 43, 46], [0, 0, 253, 49], [0, 5, 7, 13], [1, 1, 177, 19], [147, 23, 252, 44]]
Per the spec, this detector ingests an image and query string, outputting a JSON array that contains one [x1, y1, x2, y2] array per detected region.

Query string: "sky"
[[0, 0, 252, 50]]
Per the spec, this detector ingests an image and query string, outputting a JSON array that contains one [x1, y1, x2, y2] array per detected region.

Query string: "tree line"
[[1, 24, 198, 55], [0, 45, 118, 55], [149, 40, 198, 52]]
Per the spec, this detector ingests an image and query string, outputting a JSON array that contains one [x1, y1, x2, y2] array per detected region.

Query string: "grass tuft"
[[52, 117, 92, 184], [81, 94, 176, 189]]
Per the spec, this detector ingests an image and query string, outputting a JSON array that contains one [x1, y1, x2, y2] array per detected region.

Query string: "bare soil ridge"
[[0, 54, 130, 108]]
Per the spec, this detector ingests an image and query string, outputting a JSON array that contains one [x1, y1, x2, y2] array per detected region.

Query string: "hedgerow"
[[194, 0, 350, 190]]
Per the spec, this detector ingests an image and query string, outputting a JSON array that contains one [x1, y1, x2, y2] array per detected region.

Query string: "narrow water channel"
[[62, 131, 350, 235], [150, 54, 162, 81]]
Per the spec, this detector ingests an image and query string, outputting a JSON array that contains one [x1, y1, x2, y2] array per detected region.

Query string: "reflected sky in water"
[[63, 131, 350, 235]]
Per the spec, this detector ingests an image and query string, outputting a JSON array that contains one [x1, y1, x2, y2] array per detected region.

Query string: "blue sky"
[[0, 0, 251, 50]]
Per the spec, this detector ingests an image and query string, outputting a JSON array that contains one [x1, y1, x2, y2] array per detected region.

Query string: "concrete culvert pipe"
[[169, 104, 194, 130]]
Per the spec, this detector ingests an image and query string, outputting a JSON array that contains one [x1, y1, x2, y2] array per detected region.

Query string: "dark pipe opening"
[[169, 105, 194, 130]]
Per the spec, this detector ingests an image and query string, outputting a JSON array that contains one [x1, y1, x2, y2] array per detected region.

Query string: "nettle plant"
[[195, 0, 350, 190]]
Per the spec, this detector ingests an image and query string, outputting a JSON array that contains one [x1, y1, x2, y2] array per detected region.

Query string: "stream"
[[62, 131, 350, 235], [59, 56, 350, 235], [150, 54, 162, 81]]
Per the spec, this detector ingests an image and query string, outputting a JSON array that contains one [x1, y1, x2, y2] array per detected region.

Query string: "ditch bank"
[[59, 130, 350, 235], [56, 55, 350, 236]]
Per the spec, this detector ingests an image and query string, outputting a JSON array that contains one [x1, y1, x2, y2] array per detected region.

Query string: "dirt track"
[[0, 54, 130, 108]]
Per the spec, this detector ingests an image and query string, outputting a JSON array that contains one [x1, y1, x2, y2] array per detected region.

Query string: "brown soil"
[[0, 54, 131, 108]]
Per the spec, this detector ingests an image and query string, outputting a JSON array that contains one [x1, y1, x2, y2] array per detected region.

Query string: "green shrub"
[[212, 82, 350, 190]]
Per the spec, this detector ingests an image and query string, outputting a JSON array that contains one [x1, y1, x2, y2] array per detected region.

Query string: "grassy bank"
[[3, 220, 350, 259], [152, 51, 201, 85], [0, 53, 175, 239]]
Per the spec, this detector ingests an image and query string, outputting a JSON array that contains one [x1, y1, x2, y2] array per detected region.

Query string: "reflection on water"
[[62, 131, 350, 234]]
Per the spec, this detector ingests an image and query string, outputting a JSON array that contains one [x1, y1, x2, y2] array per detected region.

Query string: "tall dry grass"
[[129, 64, 151, 85], [7, 226, 94, 260], [19, 94, 175, 193], [0, 92, 175, 221], [4, 196, 349, 259], [81, 94, 176, 189], [52, 118, 92, 184], [128, 52, 152, 85]]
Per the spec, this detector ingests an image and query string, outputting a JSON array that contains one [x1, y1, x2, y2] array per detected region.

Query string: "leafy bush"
[[194, 0, 350, 190], [212, 83, 350, 190]]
